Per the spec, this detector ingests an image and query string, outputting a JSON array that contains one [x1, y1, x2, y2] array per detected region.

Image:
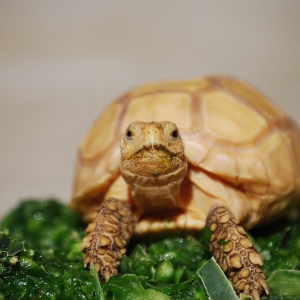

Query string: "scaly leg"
[[206, 207, 269, 300], [81, 198, 135, 281]]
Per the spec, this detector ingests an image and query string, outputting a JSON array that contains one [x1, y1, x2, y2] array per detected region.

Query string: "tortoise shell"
[[72, 76, 300, 232]]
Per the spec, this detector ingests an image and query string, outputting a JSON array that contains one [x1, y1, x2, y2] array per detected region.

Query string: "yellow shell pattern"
[[72, 76, 300, 233]]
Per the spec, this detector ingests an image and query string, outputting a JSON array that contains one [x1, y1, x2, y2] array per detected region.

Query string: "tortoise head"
[[120, 121, 186, 178], [120, 121, 188, 214]]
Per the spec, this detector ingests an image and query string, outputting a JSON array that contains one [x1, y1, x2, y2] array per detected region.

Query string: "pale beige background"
[[1, 1, 300, 217]]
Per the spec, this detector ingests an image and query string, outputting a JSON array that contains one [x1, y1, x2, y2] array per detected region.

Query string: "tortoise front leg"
[[81, 198, 135, 282], [206, 207, 269, 300]]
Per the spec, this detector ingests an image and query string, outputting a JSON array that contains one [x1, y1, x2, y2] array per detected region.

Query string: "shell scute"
[[81, 102, 123, 160], [200, 89, 269, 145], [127, 77, 210, 98], [121, 92, 193, 132], [198, 145, 239, 180], [220, 76, 286, 123], [72, 75, 300, 229]]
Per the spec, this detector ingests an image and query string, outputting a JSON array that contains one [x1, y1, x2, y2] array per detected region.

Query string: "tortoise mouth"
[[136, 144, 177, 157], [121, 144, 185, 177]]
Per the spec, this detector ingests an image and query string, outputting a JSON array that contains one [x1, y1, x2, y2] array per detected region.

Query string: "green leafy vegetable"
[[107, 274, 172, 300], [197, 257, 239, 300], [0, 198, 300, 299], [90, 263, 106, 300], [267, 270, 300, 296]]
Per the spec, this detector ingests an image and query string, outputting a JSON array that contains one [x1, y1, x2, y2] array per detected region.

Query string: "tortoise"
[[71, 75, 300, 299]]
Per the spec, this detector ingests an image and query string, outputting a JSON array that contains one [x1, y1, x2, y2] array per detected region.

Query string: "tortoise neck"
[[120, 161, 187, 218]]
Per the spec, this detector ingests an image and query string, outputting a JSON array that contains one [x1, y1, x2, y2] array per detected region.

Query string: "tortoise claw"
[[206, 206, 268, 300], [258, 278, 269, 295], [251, 288, 260, 300]]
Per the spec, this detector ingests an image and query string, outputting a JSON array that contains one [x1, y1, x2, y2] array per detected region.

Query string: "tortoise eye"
[[171, 130, 179, 140], [126, 130, 134, 140]]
